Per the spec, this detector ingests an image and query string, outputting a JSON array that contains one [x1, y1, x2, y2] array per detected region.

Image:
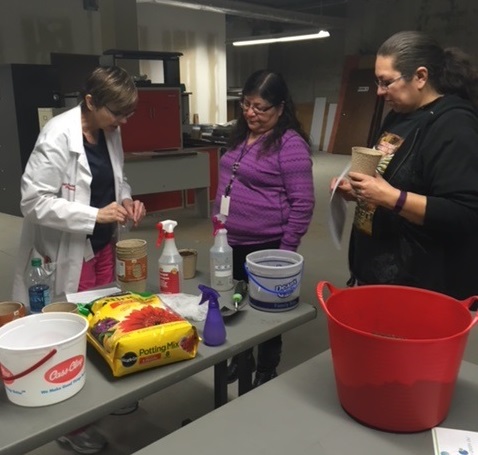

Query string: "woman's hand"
[[330, 176, 357, 202], [122, 198, 147, 227], [348, 171, 399, 209], [96, 202, 129, 224], [348, 171, 427, 224]]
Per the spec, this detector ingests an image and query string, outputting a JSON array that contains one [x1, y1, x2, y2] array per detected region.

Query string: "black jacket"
[[349, 94, 478, 299]]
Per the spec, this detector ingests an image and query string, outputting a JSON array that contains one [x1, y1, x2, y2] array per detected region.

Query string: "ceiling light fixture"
[[138, 0, 344, 29], [232, 30, 330, 46]]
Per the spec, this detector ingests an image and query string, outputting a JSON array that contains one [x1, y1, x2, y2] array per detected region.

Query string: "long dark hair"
[[228, 70, 310, 153], [378, 31, 478, 107]]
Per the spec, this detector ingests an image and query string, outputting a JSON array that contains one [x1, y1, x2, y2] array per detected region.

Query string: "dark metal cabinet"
[[0, 64, 60, 216]]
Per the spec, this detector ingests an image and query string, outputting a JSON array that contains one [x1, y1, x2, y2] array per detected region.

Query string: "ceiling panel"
[[138, 1, 348, 28], [234, 0, 348, 17], [224, 0, 348, 37]]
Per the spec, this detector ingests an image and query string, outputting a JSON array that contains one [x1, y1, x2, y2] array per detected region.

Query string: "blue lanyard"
[[224, 140, 250, 197]]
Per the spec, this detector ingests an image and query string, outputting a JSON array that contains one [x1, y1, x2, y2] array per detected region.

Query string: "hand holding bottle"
[[96, 202, 128, 224]]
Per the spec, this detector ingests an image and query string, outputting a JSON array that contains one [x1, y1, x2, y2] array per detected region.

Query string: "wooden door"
[[331, 69, 380, 155]]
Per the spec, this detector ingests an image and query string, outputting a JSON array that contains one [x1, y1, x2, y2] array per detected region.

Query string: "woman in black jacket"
[[333, 30, 478, 300]]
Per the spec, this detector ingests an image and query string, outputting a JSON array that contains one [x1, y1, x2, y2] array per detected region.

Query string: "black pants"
[[232, 240, 282, 372]]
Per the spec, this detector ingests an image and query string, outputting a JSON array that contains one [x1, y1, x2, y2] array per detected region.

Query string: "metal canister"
[[115, 239, 148, 293]]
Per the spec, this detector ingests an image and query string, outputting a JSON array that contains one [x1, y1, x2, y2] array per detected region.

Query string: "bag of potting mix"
[[85, 292, 199, 377]]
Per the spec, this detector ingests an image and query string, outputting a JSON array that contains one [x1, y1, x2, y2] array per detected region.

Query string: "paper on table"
[[66, 286, 122, 304], [328, 163, 351, 250], [432, 426, 478, 455], [159, 293, 207, 321]]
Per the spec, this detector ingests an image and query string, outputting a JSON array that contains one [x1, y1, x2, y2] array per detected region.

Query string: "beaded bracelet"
[[393, 190, 407, 213]]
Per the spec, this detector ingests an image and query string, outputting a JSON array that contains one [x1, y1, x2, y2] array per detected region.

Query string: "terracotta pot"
[[42, 301, 78, 313], [0, 301, 26, 327], [179, 248, 198, 279], [350, 146, 382, 175]]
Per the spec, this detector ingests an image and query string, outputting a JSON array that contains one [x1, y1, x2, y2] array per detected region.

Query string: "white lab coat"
[[12, 105, 132, 307]]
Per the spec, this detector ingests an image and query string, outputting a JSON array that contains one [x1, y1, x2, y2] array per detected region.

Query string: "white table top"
[[0, 273, 316, 454], [133, 349, 478, 455]]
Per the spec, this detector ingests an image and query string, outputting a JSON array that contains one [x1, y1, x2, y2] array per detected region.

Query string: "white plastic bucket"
[[0, 313, 88, 407], [245, 249, 304, 312]]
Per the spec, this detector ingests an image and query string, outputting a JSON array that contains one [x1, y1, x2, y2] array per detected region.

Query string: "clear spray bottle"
[[156, 220, 183, 294], [198, 284, 226, 346], [210, 215, 234, 291]]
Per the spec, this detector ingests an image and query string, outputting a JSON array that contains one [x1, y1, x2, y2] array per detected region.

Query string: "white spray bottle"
[[156, 219, 183, 294], [210, 215, 234, 291]]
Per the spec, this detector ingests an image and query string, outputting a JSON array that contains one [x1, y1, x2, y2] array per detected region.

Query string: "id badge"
[[220, 195, 230, 216]]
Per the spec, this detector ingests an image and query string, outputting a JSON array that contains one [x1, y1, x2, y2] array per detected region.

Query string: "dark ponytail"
[[439, 47, 478, 107]]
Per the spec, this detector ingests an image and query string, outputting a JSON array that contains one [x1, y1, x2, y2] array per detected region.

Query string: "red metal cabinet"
[[121, 88, 182, 152]]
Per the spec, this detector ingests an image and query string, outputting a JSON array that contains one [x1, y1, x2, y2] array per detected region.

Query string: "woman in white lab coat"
[[13, 66, 146, 306], [12, 66, 147, 453]]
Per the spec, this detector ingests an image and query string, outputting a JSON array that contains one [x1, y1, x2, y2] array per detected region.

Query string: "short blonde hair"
[[82, 66, 137, 114]]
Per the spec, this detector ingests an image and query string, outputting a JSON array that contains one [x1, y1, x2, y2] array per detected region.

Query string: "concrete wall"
[[346, 0, 478, 59], [136, 3, 227, 124], [268, 34, 346, 104], [0, 0, 102, 64], [0, 0, 227, 124]]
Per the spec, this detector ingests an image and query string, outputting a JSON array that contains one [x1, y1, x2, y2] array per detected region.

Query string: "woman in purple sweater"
[[214, 70, 315, 387]]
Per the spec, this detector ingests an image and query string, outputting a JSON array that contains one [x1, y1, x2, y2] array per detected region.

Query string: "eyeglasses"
[[239, 101, 276, 115], [105, 105, 135, 120], [375, 75, 405, 90]]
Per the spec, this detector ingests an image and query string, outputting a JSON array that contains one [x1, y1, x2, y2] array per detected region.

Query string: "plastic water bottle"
[[210, 228, 234, 291], [27, 258, 51, 313]]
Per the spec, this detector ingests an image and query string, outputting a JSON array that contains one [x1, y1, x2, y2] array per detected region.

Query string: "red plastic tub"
[[316, 281, 478, 432]]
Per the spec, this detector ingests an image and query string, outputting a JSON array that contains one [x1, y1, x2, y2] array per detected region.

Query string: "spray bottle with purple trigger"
[[198, 284, 226, 346]]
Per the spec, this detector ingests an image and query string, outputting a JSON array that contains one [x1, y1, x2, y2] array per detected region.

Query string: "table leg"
[[214, 360, 228, 408], [194, 187, 210, 218], [237, 351, 253, 396]]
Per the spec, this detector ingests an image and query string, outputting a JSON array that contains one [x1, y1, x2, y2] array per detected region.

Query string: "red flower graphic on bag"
[[179, 334, 197, 354], [119, 305, 183, 333]]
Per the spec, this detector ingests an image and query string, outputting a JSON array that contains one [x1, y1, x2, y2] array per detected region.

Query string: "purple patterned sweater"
[[213, 130, 315, 251]]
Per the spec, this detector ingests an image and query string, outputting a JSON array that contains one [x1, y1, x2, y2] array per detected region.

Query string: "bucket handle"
[[316, 281, 341, 316], [460, 296, 478, 310], [460, 296, 478, 328], [0, 348, 57, 381], [244, 263, 303, 298]]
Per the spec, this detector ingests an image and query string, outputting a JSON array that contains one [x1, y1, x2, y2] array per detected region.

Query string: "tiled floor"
[[1, 150, 477, 454]]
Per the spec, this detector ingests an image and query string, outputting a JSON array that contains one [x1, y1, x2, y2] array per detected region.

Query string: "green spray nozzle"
[[77, 303, 91, 317]]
